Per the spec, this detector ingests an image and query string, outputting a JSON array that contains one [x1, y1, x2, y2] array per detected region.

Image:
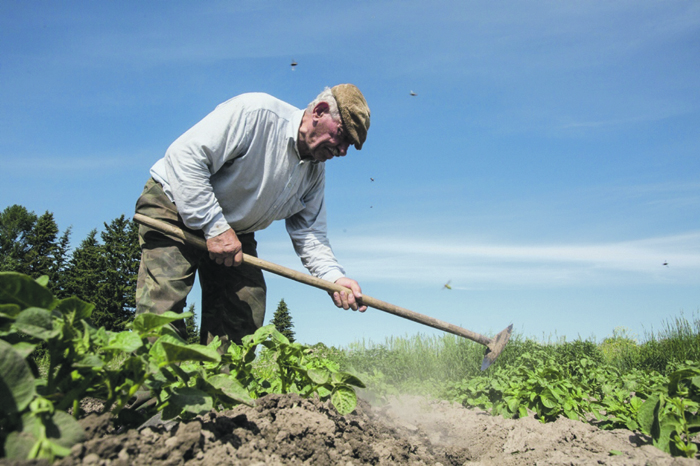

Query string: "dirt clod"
[[2, 393, 699, 465]]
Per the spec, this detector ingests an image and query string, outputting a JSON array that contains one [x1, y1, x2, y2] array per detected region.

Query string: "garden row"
[[0, 272, 364, 462], [335, 318, 700, 458]]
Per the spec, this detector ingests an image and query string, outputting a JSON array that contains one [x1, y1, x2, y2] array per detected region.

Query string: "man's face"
[[305, 109, 352, 163]]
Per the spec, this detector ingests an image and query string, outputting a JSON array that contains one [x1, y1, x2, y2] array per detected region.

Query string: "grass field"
[[332, 311, 700, 399]]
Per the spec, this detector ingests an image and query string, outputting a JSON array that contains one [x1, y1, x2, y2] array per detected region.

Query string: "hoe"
[[134, 214, 512, 370]]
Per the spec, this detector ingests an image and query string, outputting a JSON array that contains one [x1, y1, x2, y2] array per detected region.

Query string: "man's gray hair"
[[307, 87, 340, 120]]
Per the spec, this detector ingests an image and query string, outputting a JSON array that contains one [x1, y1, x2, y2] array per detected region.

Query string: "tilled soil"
[[2, 393, 699, 466]]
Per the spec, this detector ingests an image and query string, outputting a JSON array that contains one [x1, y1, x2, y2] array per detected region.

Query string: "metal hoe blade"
[[134, 213, 514, 370], [480, 324, 513, 371]]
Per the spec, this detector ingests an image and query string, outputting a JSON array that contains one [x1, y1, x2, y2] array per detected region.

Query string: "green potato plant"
[[0, 272, 365, 462], [447, 352, 595, 423], [225, 325, 365, 415], [637, 362, 700, 458], [446, 344, 699, 459]]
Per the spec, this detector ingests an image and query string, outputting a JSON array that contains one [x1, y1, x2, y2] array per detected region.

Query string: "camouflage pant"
[[135, 178, 266, 350]]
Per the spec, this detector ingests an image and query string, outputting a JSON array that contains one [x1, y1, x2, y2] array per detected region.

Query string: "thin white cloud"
[[321, 231, 700, 289], [259, 229, 700, 282]]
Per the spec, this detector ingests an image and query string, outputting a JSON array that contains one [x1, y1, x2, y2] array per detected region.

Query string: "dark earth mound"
[[2, 393, 698, 465]]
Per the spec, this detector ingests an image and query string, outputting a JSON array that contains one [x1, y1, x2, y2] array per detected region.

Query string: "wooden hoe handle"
[[133, 213, 494, 347]]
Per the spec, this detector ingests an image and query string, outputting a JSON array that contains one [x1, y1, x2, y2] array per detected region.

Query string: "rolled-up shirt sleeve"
[[161, 100, 251, 239], [285, 175, 345, 283]]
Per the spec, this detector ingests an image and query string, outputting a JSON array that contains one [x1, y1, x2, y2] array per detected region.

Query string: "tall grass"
[[337, 312, 700, 400], [603, 312, 700, 373], [341, 333, 486, 382]]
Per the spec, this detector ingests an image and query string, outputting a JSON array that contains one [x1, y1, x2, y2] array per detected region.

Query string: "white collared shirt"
[[150, 92, 345, 283]]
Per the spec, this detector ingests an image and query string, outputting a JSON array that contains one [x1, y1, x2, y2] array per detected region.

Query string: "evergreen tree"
[[0, 204, 37, 274], [271, 299, 295, 342], [99, 215, 141, 331], [0, 206, 143, 332], [51, 227, 73, 299], [24, 211, 59, 279], [183, 303, 200, 345], [0, 206, 72, 296], [63, 230, 109, 327]]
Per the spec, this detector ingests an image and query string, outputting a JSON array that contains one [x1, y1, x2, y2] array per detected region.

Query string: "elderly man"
[[134, 84, 370, 349]]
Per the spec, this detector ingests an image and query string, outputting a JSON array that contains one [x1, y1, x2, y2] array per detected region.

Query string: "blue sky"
[[1, 0, 699, 348]]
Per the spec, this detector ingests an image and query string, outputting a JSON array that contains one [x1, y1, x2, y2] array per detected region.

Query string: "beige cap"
[[331, 84, 370, 150]]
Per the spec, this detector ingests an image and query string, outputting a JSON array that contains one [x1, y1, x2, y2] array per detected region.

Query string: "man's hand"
[[331, 277, 367, 312], [207, 228, 243, 267]]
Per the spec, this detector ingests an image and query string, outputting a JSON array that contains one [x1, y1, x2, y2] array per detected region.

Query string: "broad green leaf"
[[246, 326, 274, 345], [14, 307, 60, 340], [56, 297, 94, 323], [507, 397, 520, 413], [35, 275, 49, 287], [168, 363, 191, 383], [12, 342, 37, 359], [43, 439, 72, 459], [159, 324, 184, 340], [243, 347, 257, 364], [3, 430, 36, 459], [691, 376, 700, 391], [0, 339, 36, 415], [549, 387, 564, 403], [168, 387, 212, 416], [0, 272, 58, 311], [540, 394, 557, 409], [44, 410, 86, 456], [207, 374, 254, 405], [4, 410, 85, 459], [160, 342, 221, 365], [90, 324, 110, 347], [158, 366, 179, 383], [270, 327, 290, 345], [331, 385, 357, 415], [132, 311, 191, 334], [307, 368, 331, 385], [104, 331, 143, 353], [630, 396, 643, 410], [161, 402, 180, 421], [148, 333, 186, 365], [626, 420, 639, 431], [637, 395, 660, 436], [331, 371, 366, 388], [73, 354, 104, 370], [654, 420, 677, 454], [206, 336, 222, 353], [0, 303, 21, 318]]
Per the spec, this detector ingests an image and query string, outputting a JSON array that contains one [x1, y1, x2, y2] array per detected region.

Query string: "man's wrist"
[[204, 216, 231, 239], [324, 270, 345, 284]]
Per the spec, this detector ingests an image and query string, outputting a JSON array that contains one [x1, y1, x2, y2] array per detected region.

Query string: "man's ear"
[[312, 101, 330, 119]]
